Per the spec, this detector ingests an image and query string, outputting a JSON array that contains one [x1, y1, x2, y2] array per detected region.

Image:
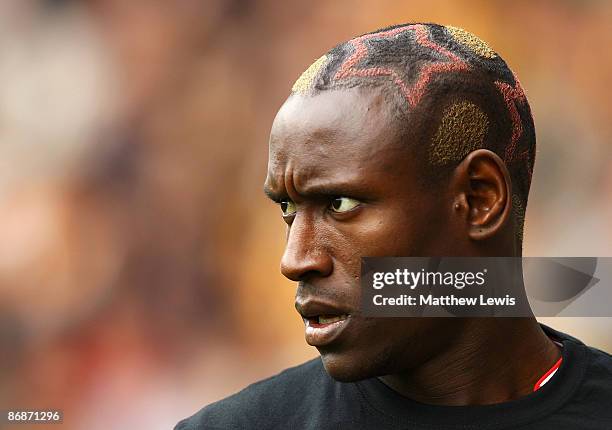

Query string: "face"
[[264, 86, 463, 381]]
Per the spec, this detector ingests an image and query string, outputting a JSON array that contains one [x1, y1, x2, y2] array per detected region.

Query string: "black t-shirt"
[[175, 325, 612, 429]]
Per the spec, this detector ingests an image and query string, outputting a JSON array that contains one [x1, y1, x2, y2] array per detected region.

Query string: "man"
[[176, 23, 612, 429]]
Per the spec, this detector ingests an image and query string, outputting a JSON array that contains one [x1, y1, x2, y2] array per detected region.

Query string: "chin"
[[319, 349, 387, 382]]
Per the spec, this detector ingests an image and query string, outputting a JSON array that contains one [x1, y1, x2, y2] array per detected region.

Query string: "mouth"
[[303, 314, 350, 347], [304, 314, 349, 327], [296, 299, 352, 347]]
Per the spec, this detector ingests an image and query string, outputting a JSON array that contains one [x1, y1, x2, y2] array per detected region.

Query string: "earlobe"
[[453, 149, 512, 241]]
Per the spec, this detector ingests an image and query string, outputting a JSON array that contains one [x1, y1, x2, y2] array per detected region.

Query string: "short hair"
[[290, 23, 535, 243]]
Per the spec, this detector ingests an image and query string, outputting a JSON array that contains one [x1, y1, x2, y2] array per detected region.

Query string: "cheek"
[[347, 205, 425, 256], [320, 207, 421, 289], [321, 203, 436, 281]]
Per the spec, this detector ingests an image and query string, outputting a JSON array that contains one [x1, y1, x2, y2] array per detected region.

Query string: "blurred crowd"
[[0, 1, 610, 429]]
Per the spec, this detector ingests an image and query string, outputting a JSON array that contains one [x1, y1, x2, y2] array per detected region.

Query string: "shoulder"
[[562, 336, 612, 423], [550, 324, 612, 393], [174, 358, 328, 430], [583, 344, 612, 387]]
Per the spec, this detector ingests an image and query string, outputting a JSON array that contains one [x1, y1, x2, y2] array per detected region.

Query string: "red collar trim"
[[533, 357, 563, 392]]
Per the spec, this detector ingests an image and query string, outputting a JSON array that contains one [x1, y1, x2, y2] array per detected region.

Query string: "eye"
[[330, 197, 360, 213], [279, 199, 297, 216]]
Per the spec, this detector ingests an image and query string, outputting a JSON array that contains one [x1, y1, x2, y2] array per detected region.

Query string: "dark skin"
[[264, 86, 560, 406]]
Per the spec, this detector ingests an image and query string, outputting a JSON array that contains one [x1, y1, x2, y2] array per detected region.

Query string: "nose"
[[280, 214, 333, 281]]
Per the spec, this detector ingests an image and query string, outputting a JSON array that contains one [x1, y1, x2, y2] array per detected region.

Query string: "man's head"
[[264, 23, 536, 381]]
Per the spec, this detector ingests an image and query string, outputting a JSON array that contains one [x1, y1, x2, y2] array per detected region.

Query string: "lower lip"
[[304, 316, 350, 347]]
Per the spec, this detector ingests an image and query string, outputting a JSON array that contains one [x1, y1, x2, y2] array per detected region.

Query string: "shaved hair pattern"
[[333, 24, 468, 108], [429, 101, 489, 166], [446, 26, 497, 59], [290, 23, 536, 244], [292, 55, 328, 94], [512, 194, 526, 243]]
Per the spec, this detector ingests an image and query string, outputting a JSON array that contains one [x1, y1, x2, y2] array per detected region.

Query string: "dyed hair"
[[291, 23, 535, 243]]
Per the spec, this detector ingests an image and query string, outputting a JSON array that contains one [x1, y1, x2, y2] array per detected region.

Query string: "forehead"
[[267, 87, 412, 192]]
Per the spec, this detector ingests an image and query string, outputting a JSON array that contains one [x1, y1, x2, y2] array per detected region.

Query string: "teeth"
[[317, 314, 347, 324]]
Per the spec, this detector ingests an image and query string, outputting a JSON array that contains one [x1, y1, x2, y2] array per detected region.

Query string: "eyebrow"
[[263, 180, 370, 202], [263, 186, 283, 202]]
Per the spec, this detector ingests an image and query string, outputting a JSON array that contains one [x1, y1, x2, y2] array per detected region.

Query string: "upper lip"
[[295, 297, 351, 319]]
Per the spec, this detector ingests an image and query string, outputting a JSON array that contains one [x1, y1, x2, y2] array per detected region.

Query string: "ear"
[[451, 149, 512, 240]]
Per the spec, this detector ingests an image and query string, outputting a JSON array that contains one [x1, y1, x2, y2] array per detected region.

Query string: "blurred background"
[[0, 0, 610, 429]]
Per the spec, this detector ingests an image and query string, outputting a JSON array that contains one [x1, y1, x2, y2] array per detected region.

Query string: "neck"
[[379, 318, 561, 405]]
